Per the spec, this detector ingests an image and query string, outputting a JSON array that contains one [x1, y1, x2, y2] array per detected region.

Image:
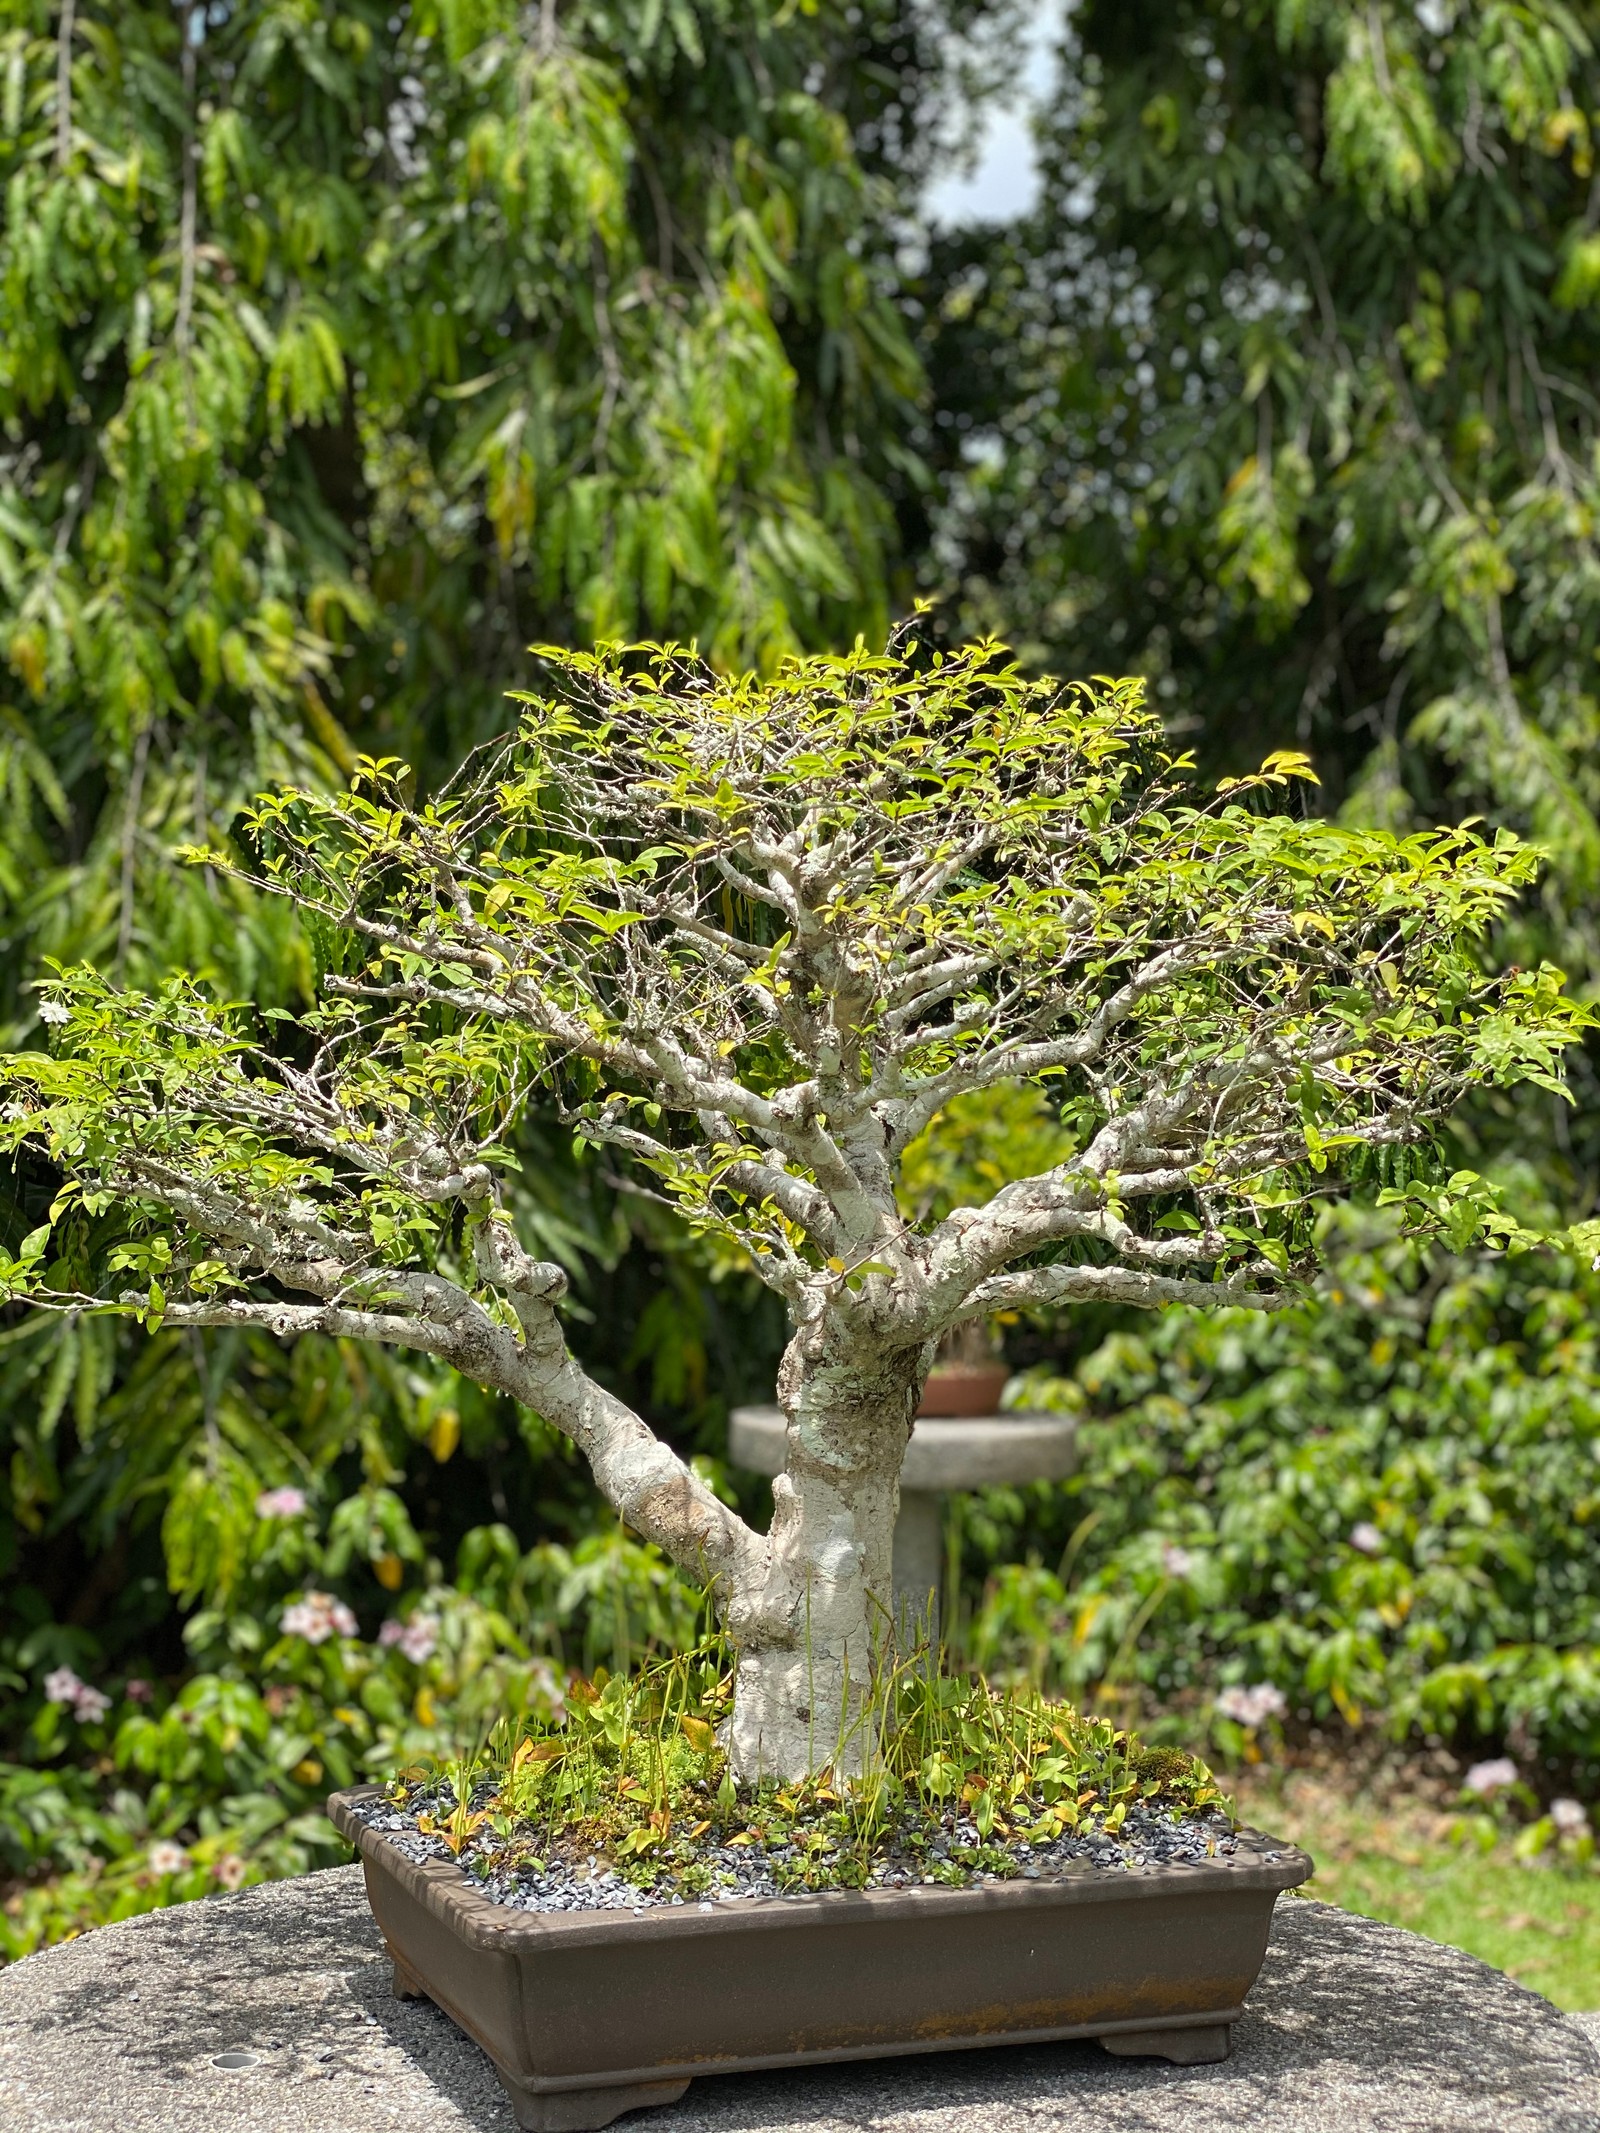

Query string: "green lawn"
[[1235, 1770, 1600, 2011]]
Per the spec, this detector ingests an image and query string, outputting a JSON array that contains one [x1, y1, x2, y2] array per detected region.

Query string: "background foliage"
[[6, 0, 1600, 1957], [962, 1210, 1600, 1795], [925, 0, 1600, 1040]]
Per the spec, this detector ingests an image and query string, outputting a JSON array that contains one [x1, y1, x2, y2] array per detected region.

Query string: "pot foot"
[[1099, 2023, 1230, 2066], [495, 2073, 691, 2131], [388, 1951, 428, 2002]]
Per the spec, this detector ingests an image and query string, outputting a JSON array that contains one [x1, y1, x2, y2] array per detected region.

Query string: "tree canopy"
[[8, 635, 1581, 1321]]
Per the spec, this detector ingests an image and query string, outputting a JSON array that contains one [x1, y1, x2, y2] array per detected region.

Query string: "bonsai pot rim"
[[328, 1784, 1312, 2125], [329, 1785, 1307, 1954]]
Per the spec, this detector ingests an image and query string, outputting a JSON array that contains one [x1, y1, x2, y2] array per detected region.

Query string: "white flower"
[[398, 1616, 438, 1664], [1161, 1542, 1193, 1579], [1216, 1682, 1287, 1728], [1349, 1521, 1384, 1556], [379, 1614, 438, 1663], [42, 1666, 109, 1720], [280, 1591, 358, 1644], [1464, 1756, 1519, 1798], [255, 1486, 308, 1520], [147, 1841, 190, 1878], [1550, 1797, 1588, 1837], [35, 998, 70, 1026], [213, 1853, 248, 1890]]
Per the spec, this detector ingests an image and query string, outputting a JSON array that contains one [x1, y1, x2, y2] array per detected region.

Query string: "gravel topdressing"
[[346, 1787, 1263, 1915]]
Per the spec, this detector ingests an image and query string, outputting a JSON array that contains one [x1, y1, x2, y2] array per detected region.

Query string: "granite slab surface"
[[1, 1863, 1596, 2132]]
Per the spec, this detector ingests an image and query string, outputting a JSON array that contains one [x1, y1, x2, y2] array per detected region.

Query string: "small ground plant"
[[378, 1638, 1231, 1905]]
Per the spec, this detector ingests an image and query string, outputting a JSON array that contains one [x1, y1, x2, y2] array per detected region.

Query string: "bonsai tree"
[[0, 635, 1585, 1780]]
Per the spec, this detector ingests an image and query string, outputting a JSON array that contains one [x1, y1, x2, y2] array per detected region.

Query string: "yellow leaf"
[[428, 1408, 460, 1462], [292, 1757, 323, 1785], [374, 1552, 404, 1591], [514, 1737, 566, 1769], [1329, 1681, 1363, 1728], [680, 1714, 715, 1754], [1260, 749, 1320, 785]]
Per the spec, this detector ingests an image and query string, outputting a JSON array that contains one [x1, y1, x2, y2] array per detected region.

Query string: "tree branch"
[[956, 1260, 1286, 1318]]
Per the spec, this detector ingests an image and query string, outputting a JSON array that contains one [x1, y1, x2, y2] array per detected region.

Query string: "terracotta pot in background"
[[916, 1362, 1010, 1417]]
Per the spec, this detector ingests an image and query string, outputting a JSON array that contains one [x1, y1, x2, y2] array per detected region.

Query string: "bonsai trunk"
[[724, 1331, 923, 1783]]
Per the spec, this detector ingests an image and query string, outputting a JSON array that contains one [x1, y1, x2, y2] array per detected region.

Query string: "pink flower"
[[213, 1854, 249, 1890], [1161, 1542, 1193, 1579], [379, 1615, 438, 1663], [256, 1486, 308, 1520], [1349, 1521, 1383, 1556], [1550, 1797, 1588, 1837], [1464, 1757, 1519, 1798], [43, 1667, 111, 1721], [280, 1592, 358, 1644], [1216, 1683, 1287, 1728], [398, 1616, 438, 1664], [124, 1678, 152, 1703], [147, 1841, 190, 1878]]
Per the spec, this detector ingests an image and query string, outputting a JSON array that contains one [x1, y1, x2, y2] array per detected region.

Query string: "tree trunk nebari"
[[725, 1329, 921, 1782]]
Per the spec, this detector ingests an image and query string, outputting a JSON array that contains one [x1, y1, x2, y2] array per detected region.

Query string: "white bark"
[[723, 1324, 923, 1779]]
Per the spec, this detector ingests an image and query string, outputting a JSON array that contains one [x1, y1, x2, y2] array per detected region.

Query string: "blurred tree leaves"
[[0, 0, 944, 1031], [923, 0, 1600, 1016]]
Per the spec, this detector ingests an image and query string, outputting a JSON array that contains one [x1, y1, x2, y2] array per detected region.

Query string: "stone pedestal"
[[2, 1867, 1596, 2131], [728, 1404, 1080, 1636]]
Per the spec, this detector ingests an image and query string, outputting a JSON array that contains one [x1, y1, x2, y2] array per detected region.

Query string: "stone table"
[[728, 1404, 1079, 1634], [3, 1865, 1597, 2133]]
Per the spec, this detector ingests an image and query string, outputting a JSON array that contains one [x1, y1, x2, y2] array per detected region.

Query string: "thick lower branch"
[[125, 1230, 772, 1612], [473, 1218, 769, 1598], [957, 1261, 1286, 1316]]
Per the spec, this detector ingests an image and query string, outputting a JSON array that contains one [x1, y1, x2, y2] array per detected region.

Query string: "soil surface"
[[347, 1786, 1254, 1913]]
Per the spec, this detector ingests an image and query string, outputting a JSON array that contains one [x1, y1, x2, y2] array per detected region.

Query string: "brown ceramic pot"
[[916, 1362, 1011, 1417], [327, 1787, 1311, 2132]]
